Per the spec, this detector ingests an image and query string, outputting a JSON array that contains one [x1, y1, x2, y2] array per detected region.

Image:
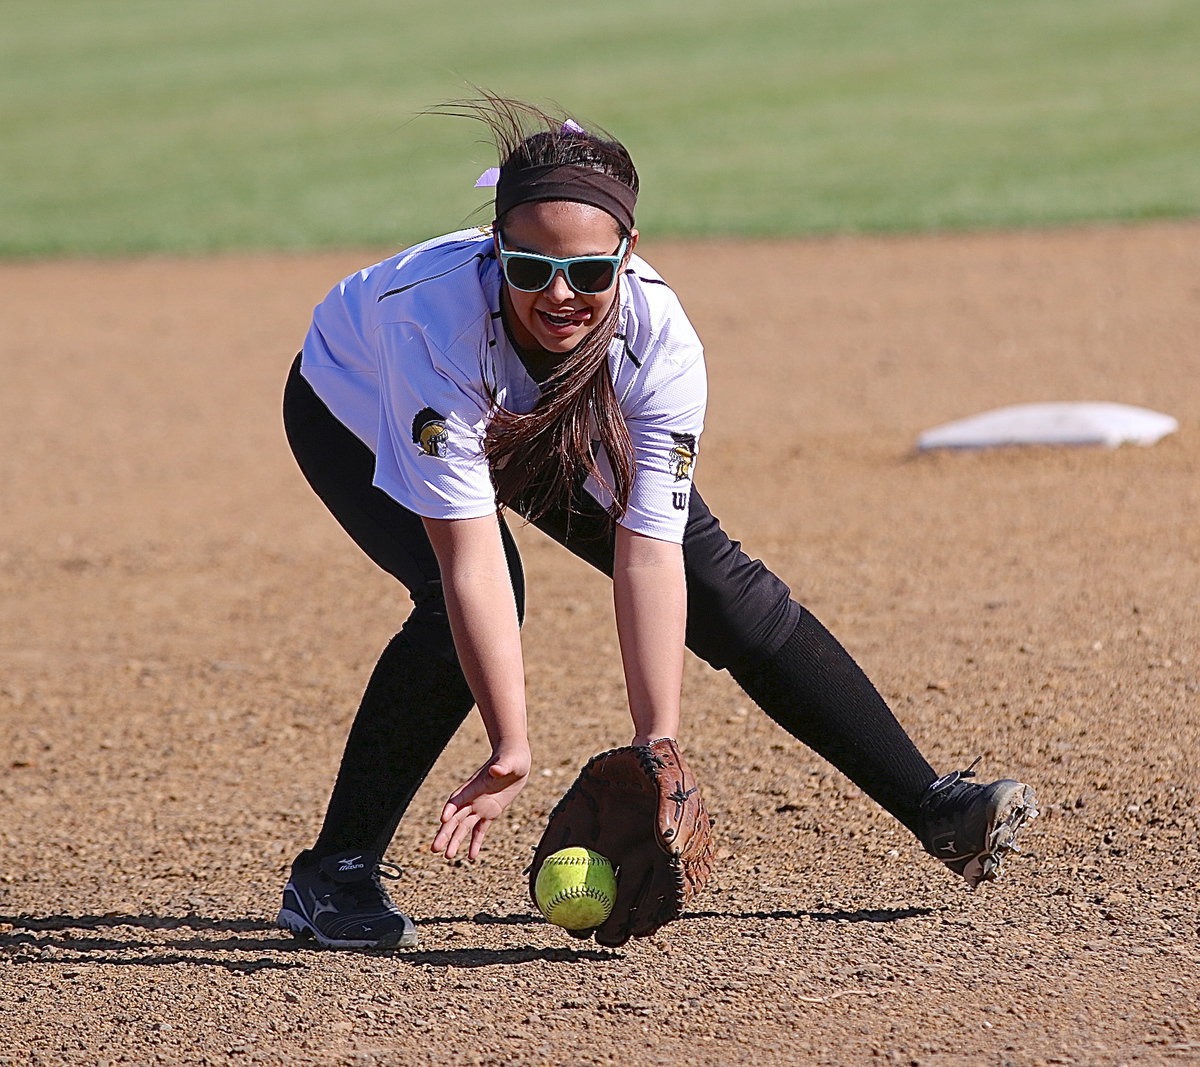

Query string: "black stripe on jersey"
[[378, 253, 488, 301], [623, 268, 669, 287], [613, 331, 642, 368]]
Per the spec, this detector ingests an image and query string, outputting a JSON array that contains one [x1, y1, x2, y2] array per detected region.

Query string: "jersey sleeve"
[[371, 323, 499, 520], [599, 311, 707, 543], [621, 355, 706, 542]]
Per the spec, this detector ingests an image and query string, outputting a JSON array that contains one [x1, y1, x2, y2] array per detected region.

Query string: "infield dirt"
[[2, 222, 1198, 1066]]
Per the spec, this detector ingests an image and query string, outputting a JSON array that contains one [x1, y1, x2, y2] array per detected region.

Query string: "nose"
[[544, 269, 576, 302]]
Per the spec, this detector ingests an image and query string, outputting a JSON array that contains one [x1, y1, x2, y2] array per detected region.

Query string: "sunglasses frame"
[[496, 232, 629, 295]]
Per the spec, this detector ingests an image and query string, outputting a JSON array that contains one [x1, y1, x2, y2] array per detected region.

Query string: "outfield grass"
[[3, 0, 1197, 256]]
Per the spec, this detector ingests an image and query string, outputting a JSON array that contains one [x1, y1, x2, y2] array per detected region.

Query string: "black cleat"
[[277, 849, 417, 949], [917, 759, 1037, 889]]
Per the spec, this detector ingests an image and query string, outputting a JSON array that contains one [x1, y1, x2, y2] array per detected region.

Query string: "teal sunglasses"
[[497, 233, 628, 295]]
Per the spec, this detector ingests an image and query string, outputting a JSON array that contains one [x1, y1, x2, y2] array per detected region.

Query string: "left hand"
[[432, 747, 531, 861]]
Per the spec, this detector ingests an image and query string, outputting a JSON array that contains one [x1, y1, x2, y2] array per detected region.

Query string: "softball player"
[[276, 98, 1036, 950]]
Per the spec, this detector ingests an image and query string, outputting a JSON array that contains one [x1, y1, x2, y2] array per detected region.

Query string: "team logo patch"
[[669, 432, 696, 481], [412, 407, 449, 458]]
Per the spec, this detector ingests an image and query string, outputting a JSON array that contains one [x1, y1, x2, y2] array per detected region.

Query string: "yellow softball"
[[534, 847, 617, 930]]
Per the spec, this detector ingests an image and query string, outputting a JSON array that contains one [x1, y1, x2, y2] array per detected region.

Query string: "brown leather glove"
[[528, 738, 715, 947]]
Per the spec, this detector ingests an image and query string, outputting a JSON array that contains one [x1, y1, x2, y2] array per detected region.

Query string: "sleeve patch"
[[412, 407, 450, 458], [670, 432, 697, 481]]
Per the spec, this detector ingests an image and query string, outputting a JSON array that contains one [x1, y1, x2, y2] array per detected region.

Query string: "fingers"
[[467, 818, 490, 861], [431, 794, 469, 855], [433, 807, 483, 860], [445, 812, 479, 859], [432, 799, 495, 860], [430, 813, 457, 856], [431, 757, 530, 859], [431, 770, 485, 856]]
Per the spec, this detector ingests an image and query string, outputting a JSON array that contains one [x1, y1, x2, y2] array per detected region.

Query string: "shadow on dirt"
[[0, 913, 302, 973], [0, 913, 275, 932], [418, 911, 541, 926], [684, 906, 936, 924], [0, 905, 934, 972], [8, 951, 299, 974], [398, 946, 619, 967]]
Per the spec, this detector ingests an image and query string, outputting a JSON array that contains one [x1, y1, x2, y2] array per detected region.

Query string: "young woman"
[[276, 98, 1036, 950]]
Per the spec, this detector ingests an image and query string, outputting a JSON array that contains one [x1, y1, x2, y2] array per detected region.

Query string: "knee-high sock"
[[729, 608, 936, 833], [312, 633, 475, 857]]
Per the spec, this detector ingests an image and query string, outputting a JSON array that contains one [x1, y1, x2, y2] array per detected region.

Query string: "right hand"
[[431, 747, 531, 861]]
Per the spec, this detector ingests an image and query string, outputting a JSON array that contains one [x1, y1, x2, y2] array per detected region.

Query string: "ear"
[[625, 228, 639, 259]]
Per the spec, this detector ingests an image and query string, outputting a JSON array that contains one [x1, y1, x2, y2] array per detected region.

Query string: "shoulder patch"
[[670, 432, 696, 481], [412, 407, 449, 458]]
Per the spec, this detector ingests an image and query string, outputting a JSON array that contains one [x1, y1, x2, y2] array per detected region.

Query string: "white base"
[[917, 402, 1178, 451]]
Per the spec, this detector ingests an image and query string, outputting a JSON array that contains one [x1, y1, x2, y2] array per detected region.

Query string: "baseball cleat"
[[916, 759, 1037, 889], [277, 849, 417, 949]]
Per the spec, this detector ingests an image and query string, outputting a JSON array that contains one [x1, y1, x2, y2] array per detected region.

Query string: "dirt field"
[[2, 221, 1198, 1066]]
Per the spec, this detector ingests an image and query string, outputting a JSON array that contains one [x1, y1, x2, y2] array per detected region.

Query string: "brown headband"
[[495, 163, 637, 232]]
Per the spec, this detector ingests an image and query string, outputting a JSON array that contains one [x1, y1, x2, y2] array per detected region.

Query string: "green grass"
[[3, 0, 1197, 256]]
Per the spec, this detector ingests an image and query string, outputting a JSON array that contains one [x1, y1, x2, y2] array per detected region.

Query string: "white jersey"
[[300, 228, 706, 543]]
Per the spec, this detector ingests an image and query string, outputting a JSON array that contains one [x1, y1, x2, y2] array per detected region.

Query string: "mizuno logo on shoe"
[[308, 889, 339, 918], [338, 855, 365, 872]]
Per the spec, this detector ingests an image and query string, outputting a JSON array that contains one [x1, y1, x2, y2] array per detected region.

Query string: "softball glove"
[[529, 737, 715, 946]]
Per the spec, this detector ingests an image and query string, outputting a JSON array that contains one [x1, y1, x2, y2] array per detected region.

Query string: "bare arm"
[[423, 513, 530, 859], [613, 524, 686, 744]]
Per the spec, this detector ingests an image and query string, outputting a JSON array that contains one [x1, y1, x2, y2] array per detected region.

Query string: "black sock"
[[729, 608, 936, 832], [311, 633, 475, 857]]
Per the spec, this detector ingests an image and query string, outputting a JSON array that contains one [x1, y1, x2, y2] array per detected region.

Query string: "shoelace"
[[375, 861, 404, 882], [922, 756, 983, 807], [345, 860, 405, 909]]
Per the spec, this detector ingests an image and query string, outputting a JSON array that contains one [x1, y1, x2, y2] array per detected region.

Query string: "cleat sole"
[[969, 785, 1038, 888], [276, 908, 417, 950]]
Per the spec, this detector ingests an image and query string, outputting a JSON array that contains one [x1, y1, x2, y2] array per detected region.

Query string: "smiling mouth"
[[539, 310, 588, 329]]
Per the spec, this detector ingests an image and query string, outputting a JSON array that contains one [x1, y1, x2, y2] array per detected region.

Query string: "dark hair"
[[435, 94, 638, 521], [505, 127, 639, 190]]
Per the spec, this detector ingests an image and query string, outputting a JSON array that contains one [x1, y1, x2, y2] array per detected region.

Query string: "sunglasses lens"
[[567, 259, 616, 294], [499, 239, 623, 294], [504, 255, 553, 292]]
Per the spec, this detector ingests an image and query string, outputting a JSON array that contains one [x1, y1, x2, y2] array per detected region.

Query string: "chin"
[[539, 335, 583, 354], [532, 326, 591, 354]]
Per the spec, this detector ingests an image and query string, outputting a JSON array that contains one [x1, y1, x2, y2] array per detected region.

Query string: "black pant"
[[283, 354, 800, 673], [282, 355, 935, 855]]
